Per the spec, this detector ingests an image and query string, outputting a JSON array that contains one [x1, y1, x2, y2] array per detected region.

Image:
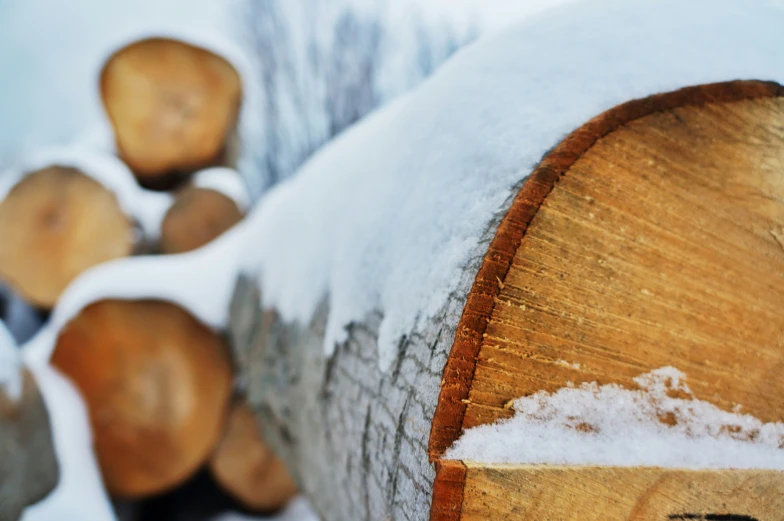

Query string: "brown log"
[[0, 368, 59, 521], [208, 399, 298, 513], [160, 187, 244, 254], [0, 166, 134, 308], [228, 80, 784, 521], [100, 38, 242, 183], [50, 299, 233, 498]]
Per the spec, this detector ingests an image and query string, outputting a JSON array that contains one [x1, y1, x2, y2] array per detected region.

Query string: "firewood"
[[0, 166, 134, 308], [160, 169, 247, 254], [0, 367, 59, 521], [50, 299, 233, 498], [209, 399, 298, 513], [100, 37, 242, 184], [228, 80, 784, 521]]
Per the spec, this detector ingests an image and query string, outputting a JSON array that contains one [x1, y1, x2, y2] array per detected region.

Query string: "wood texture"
[[160, 187, 244, 254], [454, 462, 784, 521], [0, 166, 134, 308], [0, 369, 59, 521], [431, 81, 784, 520], [100, 38, 242, 182], [51, 299, 232, 498], [208, 399, 298, 513]]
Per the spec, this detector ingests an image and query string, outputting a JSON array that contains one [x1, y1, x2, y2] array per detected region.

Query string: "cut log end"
[[50, 299, 233, 498], [160, 187, 244, 254], [100, 38, 242, 181], [430, 81, 784, 519], [0, 166, 134, 308], [0, 368, 59, 521], [209, 399, 298, 513]]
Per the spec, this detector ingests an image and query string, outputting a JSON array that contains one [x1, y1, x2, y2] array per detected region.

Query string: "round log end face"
[[209, 400, 298, 513], [430, 80, 784, 519], [0, 369, 59, 520], [50, 299, 233, 498], [160, 188, 244, 254], [0, 167, 134, 308], [100, 38, 242, 179]]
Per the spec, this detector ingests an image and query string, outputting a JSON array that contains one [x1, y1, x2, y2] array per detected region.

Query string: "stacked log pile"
[[0, 36, 293, 521]]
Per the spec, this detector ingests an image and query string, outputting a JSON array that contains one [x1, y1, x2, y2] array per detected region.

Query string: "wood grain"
[[101, 38, 241, 183], [430, 80, 784, 520], [459, 462, 784, 521]]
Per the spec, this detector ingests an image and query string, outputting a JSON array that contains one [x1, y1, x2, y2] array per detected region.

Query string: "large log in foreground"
[[230, 80, 784, 521], [50, 299, 233, 498], [100, 38, 242, 185], [0, 166, 134, 308]]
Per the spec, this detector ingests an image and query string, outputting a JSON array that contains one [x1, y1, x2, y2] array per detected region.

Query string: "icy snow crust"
[[446, 368, 784, 469], [241, 0, 784, 369]]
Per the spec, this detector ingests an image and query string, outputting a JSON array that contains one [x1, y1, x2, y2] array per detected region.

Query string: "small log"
[[100, 38, 242, 184], [229, 80, 784, 521], [0, 166, 134, 308], [0, 368, 59, 521], [160, 173, 246, 254], [209, 399, 298, 513], [50, 299, 233, 498]]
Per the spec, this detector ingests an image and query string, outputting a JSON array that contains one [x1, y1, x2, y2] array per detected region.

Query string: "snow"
[[210, 498, 320, 521], [1, 285, 44, 344], [0, 320, 23, 401], [0, 146, 173, 240], [21, 363, 116, 521], [445, 367, 784, 468], [191, 167, 252, 212], [240, 0, 784, 370]]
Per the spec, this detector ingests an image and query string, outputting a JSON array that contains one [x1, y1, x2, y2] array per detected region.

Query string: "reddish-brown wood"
[[209, 399, 298, 513], [100, 38, 242, 183], [51, 299, 233, 498], [160, 187, 244, 254]]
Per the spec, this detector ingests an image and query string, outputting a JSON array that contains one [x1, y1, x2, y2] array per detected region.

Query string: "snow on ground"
[[192, 168, 252, 212], [21, 363, 116, 521], [240, 0, 784, 370], [446, 367, 784, 468]]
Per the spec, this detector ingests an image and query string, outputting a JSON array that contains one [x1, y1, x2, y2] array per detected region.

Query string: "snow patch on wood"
[[445, 367, 784, 469]]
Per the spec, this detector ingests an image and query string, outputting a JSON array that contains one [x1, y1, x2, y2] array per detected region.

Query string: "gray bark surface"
[[228, 185, 518, 521], [0, 369, 58, 521]]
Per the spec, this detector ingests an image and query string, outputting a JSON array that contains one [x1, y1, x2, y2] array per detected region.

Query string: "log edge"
[[427, 79, 784, 464]]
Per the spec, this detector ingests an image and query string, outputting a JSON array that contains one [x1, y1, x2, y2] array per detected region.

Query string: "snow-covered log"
[[160, 168, 248, 254], [226, 1, 784, 520], [208, 399, 298, 513], [100, 37, 242, 186], [49, 299, 233, 499], [0, 165, 134, 308]]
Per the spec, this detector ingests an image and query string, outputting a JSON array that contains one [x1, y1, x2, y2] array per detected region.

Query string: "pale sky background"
[[0, 0, 576, 172]]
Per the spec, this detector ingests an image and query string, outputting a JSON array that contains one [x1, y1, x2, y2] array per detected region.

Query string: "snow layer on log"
[[0, 146, 173, 239], [239, 0, 784, 370], [446, 367, 784, 468], [21, 363, 115, 521], [0, 320, 22, 400], [192, 167, 251, 212]]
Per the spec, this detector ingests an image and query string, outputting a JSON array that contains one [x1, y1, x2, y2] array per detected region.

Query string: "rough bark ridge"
[[228, 187, 518, 521]]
